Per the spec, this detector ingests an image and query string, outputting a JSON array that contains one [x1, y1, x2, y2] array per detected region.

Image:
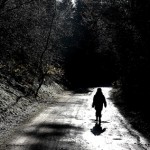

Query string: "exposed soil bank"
[[0, 82, 64, 147]]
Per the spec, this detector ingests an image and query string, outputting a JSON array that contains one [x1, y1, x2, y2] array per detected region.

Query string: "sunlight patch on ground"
[[101, 87, 112, 99], [10, 136, 27, 145], [81, 87, 113, 150]]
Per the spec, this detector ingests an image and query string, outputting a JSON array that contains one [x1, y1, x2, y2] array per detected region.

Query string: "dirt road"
[[4, 88, 150, 150]]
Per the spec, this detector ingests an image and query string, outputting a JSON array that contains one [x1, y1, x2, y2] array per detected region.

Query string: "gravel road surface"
[[3, 88, 150, 150]]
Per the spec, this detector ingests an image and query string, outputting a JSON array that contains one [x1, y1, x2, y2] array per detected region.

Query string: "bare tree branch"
[[34, 0, 57, 98]]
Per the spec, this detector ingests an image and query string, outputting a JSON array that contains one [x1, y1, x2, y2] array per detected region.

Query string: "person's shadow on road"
[[91, 123, 106, 136]]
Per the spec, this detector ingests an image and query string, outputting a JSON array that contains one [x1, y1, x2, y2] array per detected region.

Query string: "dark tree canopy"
[[0, 0, 150, 110]]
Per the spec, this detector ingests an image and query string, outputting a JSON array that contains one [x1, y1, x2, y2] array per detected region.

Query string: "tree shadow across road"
[[72, 88, 92, 94], [20, 123, 83, 150]]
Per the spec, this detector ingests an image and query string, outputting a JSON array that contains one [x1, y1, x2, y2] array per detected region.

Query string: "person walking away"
[[92, 88, 107, 125]]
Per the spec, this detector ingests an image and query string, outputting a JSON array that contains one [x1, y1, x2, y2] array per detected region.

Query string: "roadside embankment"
[[0, 81, 64, 146]]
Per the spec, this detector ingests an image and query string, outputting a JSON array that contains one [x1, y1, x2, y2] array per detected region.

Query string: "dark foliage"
[[64, 0, 150, 116], [64, 0, 120, 89], [0, 0, 74, 97], [0, 0, 150, 116], [113, 0, 150, 111]]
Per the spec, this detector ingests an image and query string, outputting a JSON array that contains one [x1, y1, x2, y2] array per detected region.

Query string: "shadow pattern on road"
[[91, 123, 106, 136], [19, 123, 83, 150], [72, 88, 92, 94]]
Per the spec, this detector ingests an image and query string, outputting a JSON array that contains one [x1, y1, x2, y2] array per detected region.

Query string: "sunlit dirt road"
[[5, 88, 150, 150]]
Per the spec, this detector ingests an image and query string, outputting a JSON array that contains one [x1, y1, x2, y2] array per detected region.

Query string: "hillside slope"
[[0, 81, 63, 146]]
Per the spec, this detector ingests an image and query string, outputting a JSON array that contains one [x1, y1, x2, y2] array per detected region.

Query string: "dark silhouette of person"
[[92, 88, 107, 125]]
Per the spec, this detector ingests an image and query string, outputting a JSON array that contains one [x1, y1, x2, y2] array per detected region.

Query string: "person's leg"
[[99, 114, 101, 125], [98, 111, 102, 125], [95, 110, 98, 121]]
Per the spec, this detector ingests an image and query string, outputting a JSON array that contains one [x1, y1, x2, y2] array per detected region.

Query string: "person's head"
[[97, 88, 102, 93]]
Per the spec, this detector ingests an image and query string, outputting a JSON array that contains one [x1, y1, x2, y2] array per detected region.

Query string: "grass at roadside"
[[110, 88, 150, 141]]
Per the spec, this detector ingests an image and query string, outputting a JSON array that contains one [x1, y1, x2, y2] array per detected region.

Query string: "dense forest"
[[64, 0, 150, 113], [0, 0, 150, 129], [0, 0, 72, 97]]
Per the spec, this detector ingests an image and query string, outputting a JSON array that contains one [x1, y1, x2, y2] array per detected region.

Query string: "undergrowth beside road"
[[110, 88, 150, 141]]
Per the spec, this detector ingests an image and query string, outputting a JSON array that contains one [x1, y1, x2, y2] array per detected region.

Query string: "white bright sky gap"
[[57, 0, 76, 5]]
